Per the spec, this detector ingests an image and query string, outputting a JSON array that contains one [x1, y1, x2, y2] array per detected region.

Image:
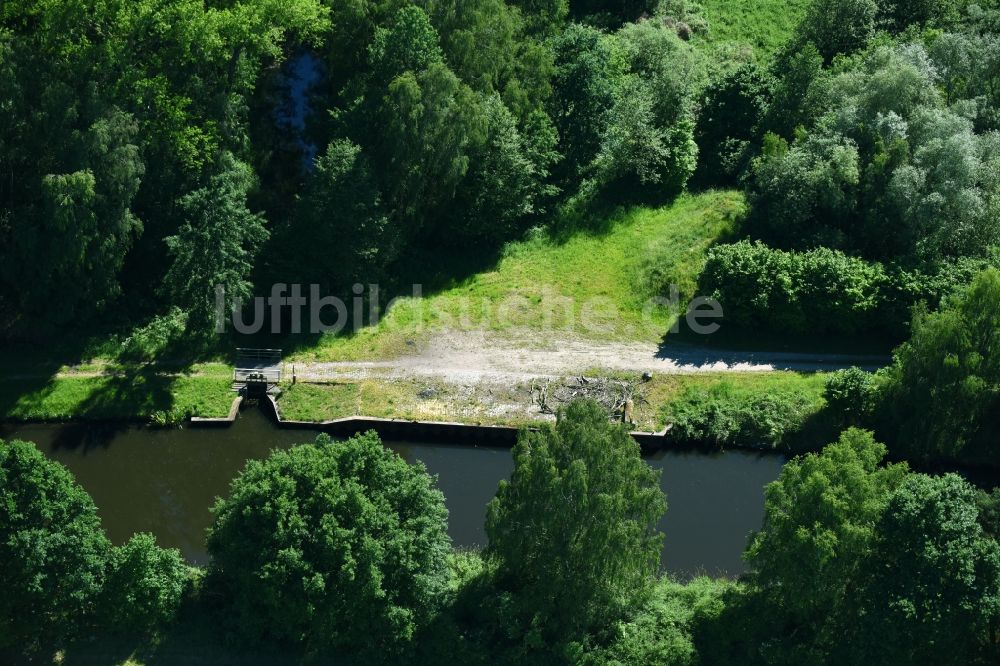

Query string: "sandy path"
[[294, 331, 889, 384]]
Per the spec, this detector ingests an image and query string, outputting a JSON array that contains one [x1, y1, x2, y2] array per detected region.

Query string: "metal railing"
[[235, 348, 282, 364], [234, 368, 282, 384]]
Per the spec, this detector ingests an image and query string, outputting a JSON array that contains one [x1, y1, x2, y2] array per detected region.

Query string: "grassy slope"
[[698, 0, 812, 57], [294, 190, 746, 362]]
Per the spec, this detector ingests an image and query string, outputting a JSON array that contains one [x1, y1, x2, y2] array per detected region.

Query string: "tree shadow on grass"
[[0, 336, 101, 421]]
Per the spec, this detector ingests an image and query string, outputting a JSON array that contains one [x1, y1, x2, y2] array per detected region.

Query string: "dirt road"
[[294, 331, 889, 384]]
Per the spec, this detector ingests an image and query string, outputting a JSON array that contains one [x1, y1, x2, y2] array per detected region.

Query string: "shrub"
[[99, 533, 189, 633], [581, 577, 734, 666], [824, 367, 880, 425], [699, 241, 995, 339], [663, 381, 820, 449], [0, 439, 110, 649], [700, 241, 886, 337], [206, 432, 451, 652]]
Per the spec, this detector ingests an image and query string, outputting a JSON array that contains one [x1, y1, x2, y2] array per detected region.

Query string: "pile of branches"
[[532, 376, 647, 423]]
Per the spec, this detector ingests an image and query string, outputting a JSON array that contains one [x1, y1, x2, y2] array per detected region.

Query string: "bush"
[[581, 577, 734, 666], [699, 241, 996, 339], [700, 241, 887, 337], [824, 367, 880, 425], [663, 381, 821, 449], [0, 439, 111, 649], [206, 432, 452, 652], [99, 533, 189, 633]]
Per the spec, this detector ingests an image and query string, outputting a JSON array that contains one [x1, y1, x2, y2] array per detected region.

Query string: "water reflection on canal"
[[1, 407, 784, 578]]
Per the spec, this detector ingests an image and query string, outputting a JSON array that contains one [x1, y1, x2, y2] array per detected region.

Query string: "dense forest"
[[4, 0, 1000, 663], [4, 0, 994, 342]]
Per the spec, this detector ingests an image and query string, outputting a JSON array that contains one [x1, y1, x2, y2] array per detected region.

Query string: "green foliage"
[[375, 62, 486, 239], [592, 20, 701, 196], [745, 430, 908, 649], [879, 268, 1000, 464], [162, 154, 268, 329], [369, 4, 444, 82], [797, 0, 879, 61], [549, 23, 621, 186], [694, 61, 774, 186], [749, 40, 1000, 264], [0, 439, 111, 649], [700, 239, 1000, 341], [99, 533, 189, 634], [511, 0, 570, 36], [879, 0, 966, 32], [206, 432, 452, 652], [582, 577, 735, 666], [273, 139, 389, 293], [824, 366, 880, 424], [485, 400, 666, 648], [976, 486, 1000, 541], [0, 0, 328, 335], [116, 308, 191, 364], [452, 96, 559, 242], [842, 473, 1000, 663], [700, 241, 888, 336], [663, 379, 822, 449]]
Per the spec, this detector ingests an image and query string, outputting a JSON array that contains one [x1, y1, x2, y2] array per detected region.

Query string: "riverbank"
[[0, 363, 236, 424], [0, 359, 830, 447]]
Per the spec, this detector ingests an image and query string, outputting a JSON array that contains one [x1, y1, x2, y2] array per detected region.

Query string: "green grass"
[[293, 190, 746, 362], [0, 365, 235, 424], [275, 377, 550, 428], [698, 0, 811, 58], [274, 370, 830, 435], [275, 382, 362, 421]]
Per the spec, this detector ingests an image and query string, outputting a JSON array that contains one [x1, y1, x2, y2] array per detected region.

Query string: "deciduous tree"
[[486, 400, 666, 645]]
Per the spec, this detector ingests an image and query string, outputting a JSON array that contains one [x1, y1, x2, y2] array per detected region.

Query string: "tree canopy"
[[206, 432, 452, 652], [485, 400, 666, 646], [0, 439, 111, 649]]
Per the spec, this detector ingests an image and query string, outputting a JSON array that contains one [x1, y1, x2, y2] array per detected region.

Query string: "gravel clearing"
[[294, 330, 889, 384]]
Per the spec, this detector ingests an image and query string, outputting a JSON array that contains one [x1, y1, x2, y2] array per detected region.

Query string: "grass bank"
[[0, 364, 235, 424], [292, 190, 745, 362], [276, 370, 829, 437]]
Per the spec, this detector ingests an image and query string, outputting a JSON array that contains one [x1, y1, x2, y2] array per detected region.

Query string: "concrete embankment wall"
[[191, 394, 669, 451]]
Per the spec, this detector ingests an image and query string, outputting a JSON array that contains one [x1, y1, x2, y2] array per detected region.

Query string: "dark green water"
[[1, 407, 784, 577]]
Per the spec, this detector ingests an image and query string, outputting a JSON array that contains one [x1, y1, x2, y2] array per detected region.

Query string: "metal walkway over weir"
[[233, 348, 282, 392]]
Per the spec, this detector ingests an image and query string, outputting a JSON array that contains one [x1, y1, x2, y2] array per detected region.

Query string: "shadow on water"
[[48, 421, 130, 453]]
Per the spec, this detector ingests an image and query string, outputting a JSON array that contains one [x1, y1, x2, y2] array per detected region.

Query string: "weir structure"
[[232, 348, 282, 394]]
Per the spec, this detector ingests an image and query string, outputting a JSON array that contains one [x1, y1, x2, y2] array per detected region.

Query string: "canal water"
[[1, 407, 784, 578]]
